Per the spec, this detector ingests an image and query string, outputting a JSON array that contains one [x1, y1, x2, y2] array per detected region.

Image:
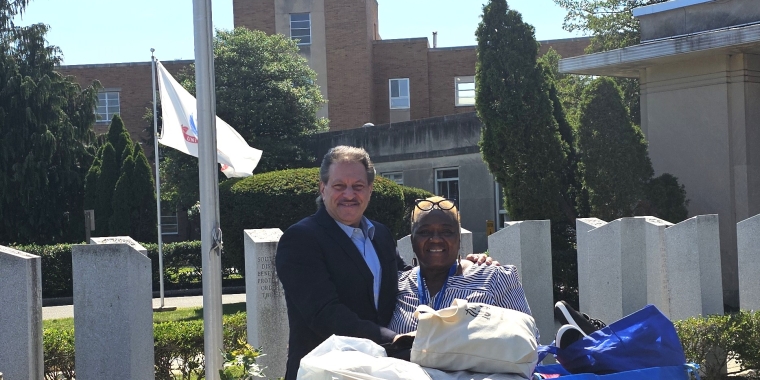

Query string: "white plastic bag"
[[297, 335, 432, 380]]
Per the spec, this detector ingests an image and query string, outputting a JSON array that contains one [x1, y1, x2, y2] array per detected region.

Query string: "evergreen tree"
[[94, 143, 118, 236], [0, 5, 99, 244], [109, 155, 135, 236], [475, 0, 570, 222], [131, 143, 157, 241], [83, 158, 100, 211], [577, 77, 653, 220]]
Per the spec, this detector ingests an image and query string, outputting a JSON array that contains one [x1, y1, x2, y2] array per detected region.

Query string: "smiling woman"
[[388, 196, 536, 337]]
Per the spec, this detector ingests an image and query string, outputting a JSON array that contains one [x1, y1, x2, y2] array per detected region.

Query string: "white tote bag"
[[411, 299, 539, 378], [297, 335, 433, 380]]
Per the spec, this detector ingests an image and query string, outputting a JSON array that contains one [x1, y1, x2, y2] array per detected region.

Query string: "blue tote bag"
[[533, 364, 700, 380], [538, 305, 687, 375]]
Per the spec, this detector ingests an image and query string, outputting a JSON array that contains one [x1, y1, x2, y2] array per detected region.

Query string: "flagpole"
[[193, 0, 224, 377], [151, 49, 168, 310]]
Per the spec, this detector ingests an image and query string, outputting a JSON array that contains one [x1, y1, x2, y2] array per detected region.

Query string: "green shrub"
[[43, 327, 75, 380], [674, 311, 760, 379], [219, 168, 406, 274], [399, 186, 435, 237], [44, 312, 249, 379], [13, 243, 75, 299], [15, 241, 234, 299]]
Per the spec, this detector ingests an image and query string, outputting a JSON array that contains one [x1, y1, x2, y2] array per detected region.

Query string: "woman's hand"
[[465, 253, 500, 266]]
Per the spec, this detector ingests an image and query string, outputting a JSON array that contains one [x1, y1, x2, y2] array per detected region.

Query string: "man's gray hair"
[[316, 146, 376, 206]]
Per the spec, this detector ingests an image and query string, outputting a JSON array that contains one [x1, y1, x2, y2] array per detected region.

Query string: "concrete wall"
[[311, 113, 496, 252], [638, 0, 760, 41], [640, 52, 760, 307]]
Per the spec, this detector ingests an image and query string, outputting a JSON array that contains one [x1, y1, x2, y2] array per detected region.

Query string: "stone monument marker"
[[72, 236, 154, 380], [737, 214, 760, 311], [582, 218, 650, 324], [0, 245, 43, 380], [642, 217, 674, 316], [244, 229, 288, 378], [575, 218, 607, 315], [664, 215, 723, 320], [488, 220, 554, 345]]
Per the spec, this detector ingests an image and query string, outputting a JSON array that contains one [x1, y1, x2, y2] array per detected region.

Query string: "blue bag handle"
[[537, 344, 557, 364]]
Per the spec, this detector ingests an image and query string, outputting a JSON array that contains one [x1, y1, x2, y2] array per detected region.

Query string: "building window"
[[494, 183, 510, 229], [290, 13, 311, 45], [389, 78, 410, 109], [382, 172, 403, 185], [96, 91, 120, 123], [436, 168, 459, 203], [161, 212, 179, 235], [455, 76, 475, 106]]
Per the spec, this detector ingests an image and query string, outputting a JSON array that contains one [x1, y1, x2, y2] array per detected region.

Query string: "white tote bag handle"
[[413, 299, 466, 323]]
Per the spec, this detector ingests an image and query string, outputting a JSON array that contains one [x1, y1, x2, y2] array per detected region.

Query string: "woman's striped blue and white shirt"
[[387, 264, 534, 335]]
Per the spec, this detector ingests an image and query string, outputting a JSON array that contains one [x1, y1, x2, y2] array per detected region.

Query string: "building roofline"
[[537, 36, 591, 45], [632, 0, 713, 17], [58, 59, 194, 70], [558, 22, 760, 77], [430, 45, 476, 52], [373, 37, 429, 45]]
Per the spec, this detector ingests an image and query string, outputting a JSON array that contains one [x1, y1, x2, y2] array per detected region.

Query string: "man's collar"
[[335, 217, 375, 239]]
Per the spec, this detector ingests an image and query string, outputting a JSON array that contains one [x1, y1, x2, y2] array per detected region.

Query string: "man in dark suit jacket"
[[276, 146, 494, 379], [276, 146, 402, 379]]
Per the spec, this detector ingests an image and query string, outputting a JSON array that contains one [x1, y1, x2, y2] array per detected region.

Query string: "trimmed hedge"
[[218, 167, 408, 274], [15, 241, 236, 299], [399, 186, 435, 236], [43, 312, 249, 380]]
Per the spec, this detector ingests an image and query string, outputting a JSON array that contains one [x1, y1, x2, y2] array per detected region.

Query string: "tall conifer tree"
[[476, 0, 569, 221]]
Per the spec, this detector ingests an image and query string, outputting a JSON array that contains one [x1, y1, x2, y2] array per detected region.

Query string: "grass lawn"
[[43, 302, 247, 330]]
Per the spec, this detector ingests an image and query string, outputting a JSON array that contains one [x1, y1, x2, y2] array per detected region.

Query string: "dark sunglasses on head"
[[414, 198, 457, 211]]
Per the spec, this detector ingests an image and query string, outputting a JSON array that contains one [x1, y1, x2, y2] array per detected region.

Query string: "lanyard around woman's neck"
[[417, 263, 458, 310]]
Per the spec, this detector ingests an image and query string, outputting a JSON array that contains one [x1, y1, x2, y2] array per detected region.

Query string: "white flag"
[[156, 61, 262, 178]]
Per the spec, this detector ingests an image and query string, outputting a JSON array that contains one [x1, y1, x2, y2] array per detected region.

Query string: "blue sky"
[[14, 0, 585, 65]]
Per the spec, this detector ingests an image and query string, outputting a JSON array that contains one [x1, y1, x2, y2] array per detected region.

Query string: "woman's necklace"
[[416, 263, 458, 310]]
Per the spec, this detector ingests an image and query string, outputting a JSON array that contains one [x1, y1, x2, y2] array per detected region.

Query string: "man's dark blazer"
[[275, 205, 407, 379]]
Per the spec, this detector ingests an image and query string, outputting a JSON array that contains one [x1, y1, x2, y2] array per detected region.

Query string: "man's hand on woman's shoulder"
[[465, 253, 500, 266]]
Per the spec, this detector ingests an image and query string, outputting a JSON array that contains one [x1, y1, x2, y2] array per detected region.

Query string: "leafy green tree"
[[161, 27, 328, 210], [553, 0, 668, 125], [0, 5, 99, 244], [554, 0, 668, 52], [476, 0, 571, 222], [577, 77, 653, 220]]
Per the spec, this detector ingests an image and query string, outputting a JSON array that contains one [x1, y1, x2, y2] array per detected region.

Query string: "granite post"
[[488, 221, 554, 346], [72, 237, 154, 380], [244, 229, 288, 378], [575, 218, 607, 315], [581, 218, 650, 324], [737, 214, 760, 311], [643, 217, 674, 316], [0, 245, 43, 380], [664, 215, 724, 320]]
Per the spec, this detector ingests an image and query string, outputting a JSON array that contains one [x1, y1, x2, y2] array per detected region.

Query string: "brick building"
[[234, 0, 589, 130], [59, 1, 589, 142], [57, 1, 590, 245]]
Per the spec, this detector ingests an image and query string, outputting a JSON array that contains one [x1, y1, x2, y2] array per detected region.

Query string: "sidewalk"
[[42, 293, 247, 320]]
